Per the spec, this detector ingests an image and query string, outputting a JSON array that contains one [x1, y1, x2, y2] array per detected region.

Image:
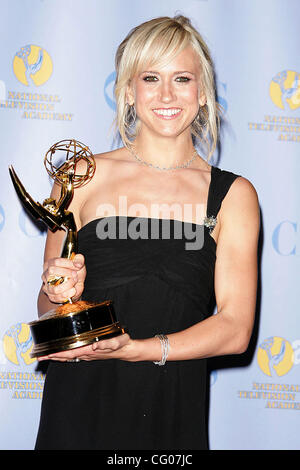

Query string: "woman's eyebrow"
[[140, 70, 196, 75]]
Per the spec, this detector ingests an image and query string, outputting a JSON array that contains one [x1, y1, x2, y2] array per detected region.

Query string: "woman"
[[35, 15, 260, 450]]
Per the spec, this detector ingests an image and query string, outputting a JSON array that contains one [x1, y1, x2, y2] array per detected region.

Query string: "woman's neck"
[[131, 132, 196, 169]]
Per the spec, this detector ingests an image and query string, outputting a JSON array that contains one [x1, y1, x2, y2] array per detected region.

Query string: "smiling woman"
[[35, 15, 260, 451], [115, 16, 219, 161]]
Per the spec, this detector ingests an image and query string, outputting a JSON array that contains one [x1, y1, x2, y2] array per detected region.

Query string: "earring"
[[195, 104, 208, 127], [125, 102, 136, 127]]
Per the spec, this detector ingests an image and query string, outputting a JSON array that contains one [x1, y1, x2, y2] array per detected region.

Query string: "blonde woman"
[[35, 16, 260, 450]]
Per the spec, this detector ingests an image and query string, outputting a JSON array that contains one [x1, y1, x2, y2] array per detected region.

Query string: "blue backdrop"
[[0, 0, 299, 450]]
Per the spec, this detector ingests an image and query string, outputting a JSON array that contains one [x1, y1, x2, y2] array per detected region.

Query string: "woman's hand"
[[37, 333, 138, 362], [41, 253, 86, 303]]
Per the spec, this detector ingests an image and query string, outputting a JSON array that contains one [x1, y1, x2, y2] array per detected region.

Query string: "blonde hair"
[[114, 15, 221, 160]]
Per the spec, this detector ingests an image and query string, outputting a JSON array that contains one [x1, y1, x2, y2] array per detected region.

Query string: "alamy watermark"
[[95, 196, 207, 250]]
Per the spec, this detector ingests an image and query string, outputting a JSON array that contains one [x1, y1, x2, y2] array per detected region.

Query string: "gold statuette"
[[9, 139, 126, 357]]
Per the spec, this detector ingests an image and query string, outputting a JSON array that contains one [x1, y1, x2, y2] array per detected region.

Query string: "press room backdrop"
[[0, 0, 299, 450]]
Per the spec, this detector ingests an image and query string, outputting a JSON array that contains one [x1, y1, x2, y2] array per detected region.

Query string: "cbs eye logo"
[[13, 45, 53, 87]]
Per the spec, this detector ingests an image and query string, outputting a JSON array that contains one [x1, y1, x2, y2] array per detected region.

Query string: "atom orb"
[[44, 139, 95, 188]]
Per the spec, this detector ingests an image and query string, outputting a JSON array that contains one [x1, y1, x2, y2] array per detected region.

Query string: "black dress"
[[35, 165, 240, 450]]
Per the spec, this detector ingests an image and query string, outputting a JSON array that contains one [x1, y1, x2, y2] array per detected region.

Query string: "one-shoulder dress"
[[35, 165, 240, 450]]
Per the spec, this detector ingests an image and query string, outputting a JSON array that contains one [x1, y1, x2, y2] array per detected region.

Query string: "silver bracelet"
[[153, 334, 169, 366]]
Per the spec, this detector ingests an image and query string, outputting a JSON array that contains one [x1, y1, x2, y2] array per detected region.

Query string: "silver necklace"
[[130, 148, 198, 171]]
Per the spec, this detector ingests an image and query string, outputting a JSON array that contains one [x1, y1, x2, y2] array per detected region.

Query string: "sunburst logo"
[[13, 44, 53, 87]]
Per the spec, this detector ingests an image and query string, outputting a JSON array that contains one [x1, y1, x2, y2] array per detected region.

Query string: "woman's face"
[[127, 45, 206, 140]]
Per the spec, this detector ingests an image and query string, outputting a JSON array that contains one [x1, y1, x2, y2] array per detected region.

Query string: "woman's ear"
[[126, 81, 135, 106], [199, 89, 206, 107]]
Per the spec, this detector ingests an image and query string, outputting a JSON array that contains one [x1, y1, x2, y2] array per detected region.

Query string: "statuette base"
[[29, 300, 126, 357]]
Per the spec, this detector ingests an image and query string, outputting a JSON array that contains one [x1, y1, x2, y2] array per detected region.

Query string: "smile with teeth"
[[153, 108, 182, 117]]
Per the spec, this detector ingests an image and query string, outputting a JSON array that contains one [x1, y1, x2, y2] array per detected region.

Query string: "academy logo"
[[257, 336, 294, 377], [13, 45, 53, 87], [248, 70, 300, 142], [2, 323, 35, 366], [0, 45, 73, 121], [269, 70, 300, 111]]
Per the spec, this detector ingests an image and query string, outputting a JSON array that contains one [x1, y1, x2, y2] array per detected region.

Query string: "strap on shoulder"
[[206, 166, 241, 218]]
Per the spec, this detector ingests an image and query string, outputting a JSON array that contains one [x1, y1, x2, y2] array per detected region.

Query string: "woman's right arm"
[[37, 180, 87, 317]]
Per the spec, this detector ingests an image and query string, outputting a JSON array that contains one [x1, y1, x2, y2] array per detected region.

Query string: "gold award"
[[9, 139, 126, 357]]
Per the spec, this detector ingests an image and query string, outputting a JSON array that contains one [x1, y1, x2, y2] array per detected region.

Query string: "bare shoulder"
[[219, 175, 260, 244], [94, 147, 130, 165], [224, 175, 259, 209], [93, 148, 141, 186]]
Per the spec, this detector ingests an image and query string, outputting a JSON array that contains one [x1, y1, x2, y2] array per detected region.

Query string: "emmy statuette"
[[9, 139, 126, 357]]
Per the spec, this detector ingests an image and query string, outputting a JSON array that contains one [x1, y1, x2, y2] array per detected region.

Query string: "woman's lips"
[[152, 108, 182, 119]]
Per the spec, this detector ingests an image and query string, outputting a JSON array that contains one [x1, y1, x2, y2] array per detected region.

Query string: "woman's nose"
[[159, 80, 176, 103]]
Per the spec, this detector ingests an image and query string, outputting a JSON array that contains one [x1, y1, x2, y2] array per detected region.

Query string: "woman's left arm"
[[162, 176, 260, 361], [39, 176, 260, 363]]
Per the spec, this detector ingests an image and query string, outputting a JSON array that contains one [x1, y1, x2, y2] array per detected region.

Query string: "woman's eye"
[[143, 75, 158, 82], [175, 76, 191, 82]]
